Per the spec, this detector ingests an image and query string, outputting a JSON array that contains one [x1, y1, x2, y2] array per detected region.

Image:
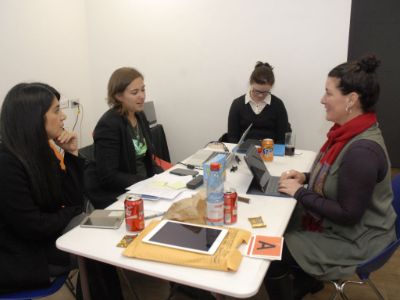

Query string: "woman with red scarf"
[[264, 55, 397, 300]]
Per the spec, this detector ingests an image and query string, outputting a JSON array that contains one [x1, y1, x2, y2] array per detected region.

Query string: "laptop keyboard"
[[265, 176, 280, 194]]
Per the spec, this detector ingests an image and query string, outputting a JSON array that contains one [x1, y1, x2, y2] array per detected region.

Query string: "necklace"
[[132, 124, 139, 139]]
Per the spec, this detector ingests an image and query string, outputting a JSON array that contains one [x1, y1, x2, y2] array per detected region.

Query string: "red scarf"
[[302, 112, 377, 232], [319, 112, 377, 166]]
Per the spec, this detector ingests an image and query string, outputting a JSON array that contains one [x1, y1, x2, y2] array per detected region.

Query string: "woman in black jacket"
[[0, 83, 84, 293], [88, 67, 161, 208]]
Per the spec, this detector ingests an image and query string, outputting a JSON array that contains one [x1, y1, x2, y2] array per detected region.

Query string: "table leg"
[[77, 256, 92, 300]]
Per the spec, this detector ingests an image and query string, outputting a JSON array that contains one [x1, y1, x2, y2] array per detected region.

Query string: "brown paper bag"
[[123, 220, 251, 272], [162, 191, 207, 224]]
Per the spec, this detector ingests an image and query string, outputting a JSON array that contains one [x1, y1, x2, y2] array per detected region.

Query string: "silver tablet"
[[80, 210, 124, 229], [142, 220, 228, 255]]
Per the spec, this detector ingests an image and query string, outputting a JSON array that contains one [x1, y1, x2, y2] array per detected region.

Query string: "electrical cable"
[[72, 102, 80, 131], [78, 103, 84, 143], [177, 162, 203, 170]]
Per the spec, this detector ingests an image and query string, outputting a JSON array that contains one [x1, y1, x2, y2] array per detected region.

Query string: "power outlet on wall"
[[60, 100, 69, 109], [69, 99, 80, 108]]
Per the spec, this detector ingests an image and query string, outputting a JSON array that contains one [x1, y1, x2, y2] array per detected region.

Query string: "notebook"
[[244, 146, 290, 198]]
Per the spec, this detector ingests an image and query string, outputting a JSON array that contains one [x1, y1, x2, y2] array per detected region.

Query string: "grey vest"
[[285, 125, 396, 280]]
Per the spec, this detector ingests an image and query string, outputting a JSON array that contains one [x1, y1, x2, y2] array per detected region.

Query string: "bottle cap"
[[210, 162, 220, 171]]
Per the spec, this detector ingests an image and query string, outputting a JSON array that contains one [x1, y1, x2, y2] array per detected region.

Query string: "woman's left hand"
[[55, 130, 79, 156], [278, 178, 302, 197]]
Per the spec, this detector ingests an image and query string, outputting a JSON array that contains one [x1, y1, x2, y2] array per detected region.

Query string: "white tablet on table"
[[142, 220, 228, 255]]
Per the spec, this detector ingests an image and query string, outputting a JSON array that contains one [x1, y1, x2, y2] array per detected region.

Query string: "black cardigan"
[[85, 108, 158, 209], [227, 94, 289, 144], [0, 148, 84, 293]]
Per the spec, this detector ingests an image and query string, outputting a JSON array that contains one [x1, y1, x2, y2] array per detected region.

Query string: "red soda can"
[[124, 194, 144, 232], [224, 188, 237, 224]]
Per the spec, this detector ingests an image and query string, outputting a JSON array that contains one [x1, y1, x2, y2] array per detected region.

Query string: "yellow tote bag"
[[123, 220, 251, 272]]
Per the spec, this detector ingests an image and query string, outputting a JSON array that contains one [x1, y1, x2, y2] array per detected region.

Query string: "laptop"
[[184, 123, 253, 168], [225, 123, 253, 164], [183, 148, 226, 168], [244, 146, 290, 198], [235, 123, 261, 154], [236, 139, 261, 154]]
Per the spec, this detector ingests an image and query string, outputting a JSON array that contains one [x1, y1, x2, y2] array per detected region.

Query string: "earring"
[[345, 105, 352, 114]]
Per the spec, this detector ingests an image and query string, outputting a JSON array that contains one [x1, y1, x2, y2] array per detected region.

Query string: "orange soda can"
[[262, 139, 274, 162]]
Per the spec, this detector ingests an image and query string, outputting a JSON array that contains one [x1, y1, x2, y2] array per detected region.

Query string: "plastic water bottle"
[[206, 162, 224, 226]]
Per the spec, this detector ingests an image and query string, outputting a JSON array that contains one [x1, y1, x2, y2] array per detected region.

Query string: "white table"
[[57, 148, 316, 299]]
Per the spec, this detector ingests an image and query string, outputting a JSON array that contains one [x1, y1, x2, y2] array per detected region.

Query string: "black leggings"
[[266, 242, 313, 281]]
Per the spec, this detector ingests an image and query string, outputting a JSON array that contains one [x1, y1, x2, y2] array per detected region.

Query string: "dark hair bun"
[[358, 55, 380, 73], [255, 61, 273, 70]]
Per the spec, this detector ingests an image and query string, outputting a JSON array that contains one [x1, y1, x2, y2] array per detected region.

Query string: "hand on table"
[[279, 169, 305, 197]]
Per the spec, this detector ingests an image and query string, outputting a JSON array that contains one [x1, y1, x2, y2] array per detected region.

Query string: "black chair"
[[78, 144, 95, 167], [78, 144, 95, 213], [327, 174, 400, 300], [218, 132, 228, 143], [150, 124, 171, 162]]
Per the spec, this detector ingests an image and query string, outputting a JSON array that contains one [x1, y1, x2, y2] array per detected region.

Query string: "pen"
[[144, 212, 165, 219]]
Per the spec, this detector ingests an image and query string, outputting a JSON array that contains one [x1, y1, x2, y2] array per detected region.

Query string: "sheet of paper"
[[126, 173, 194, 200]]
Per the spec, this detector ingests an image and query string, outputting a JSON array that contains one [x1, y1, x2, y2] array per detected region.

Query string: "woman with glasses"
[[227, 61, 289, 144]]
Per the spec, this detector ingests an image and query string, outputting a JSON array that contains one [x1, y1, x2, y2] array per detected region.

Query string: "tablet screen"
[[80, 210, 124, 229], [143, 220, 227, 255]]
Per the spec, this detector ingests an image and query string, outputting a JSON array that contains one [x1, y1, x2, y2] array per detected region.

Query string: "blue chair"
[[0, 274, 70, 300], [328, 174, 400, 300]]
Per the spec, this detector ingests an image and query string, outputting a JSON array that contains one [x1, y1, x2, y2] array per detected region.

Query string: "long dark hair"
[[0, 83, 62, 209], [328, 54, 380, 112]]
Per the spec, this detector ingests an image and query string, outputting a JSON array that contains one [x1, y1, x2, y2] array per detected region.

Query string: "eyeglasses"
[[251, 88, 271, 97]]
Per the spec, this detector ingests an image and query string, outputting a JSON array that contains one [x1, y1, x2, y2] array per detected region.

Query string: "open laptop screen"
[[244, 146, 271, 192], [237, 123, 253, 147]]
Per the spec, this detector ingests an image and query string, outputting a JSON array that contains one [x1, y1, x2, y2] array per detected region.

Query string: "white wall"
[[1, 0, 351, 162], [0, 0, 93, 147], [84, 0, 351, 162]]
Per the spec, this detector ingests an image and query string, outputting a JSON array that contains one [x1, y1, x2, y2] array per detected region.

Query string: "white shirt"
[[245, 90, 271, 115]]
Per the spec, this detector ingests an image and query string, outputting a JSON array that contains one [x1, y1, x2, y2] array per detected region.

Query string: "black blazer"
[[0, 148, 84, 293], [85, 108, 159, 209]]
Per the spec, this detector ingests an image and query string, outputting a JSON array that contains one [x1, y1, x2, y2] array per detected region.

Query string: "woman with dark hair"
[[227, 61, 289, 144], [87, 67, 161, 209], [264, 55, 397, 300], [0, 83, 83, 292]]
